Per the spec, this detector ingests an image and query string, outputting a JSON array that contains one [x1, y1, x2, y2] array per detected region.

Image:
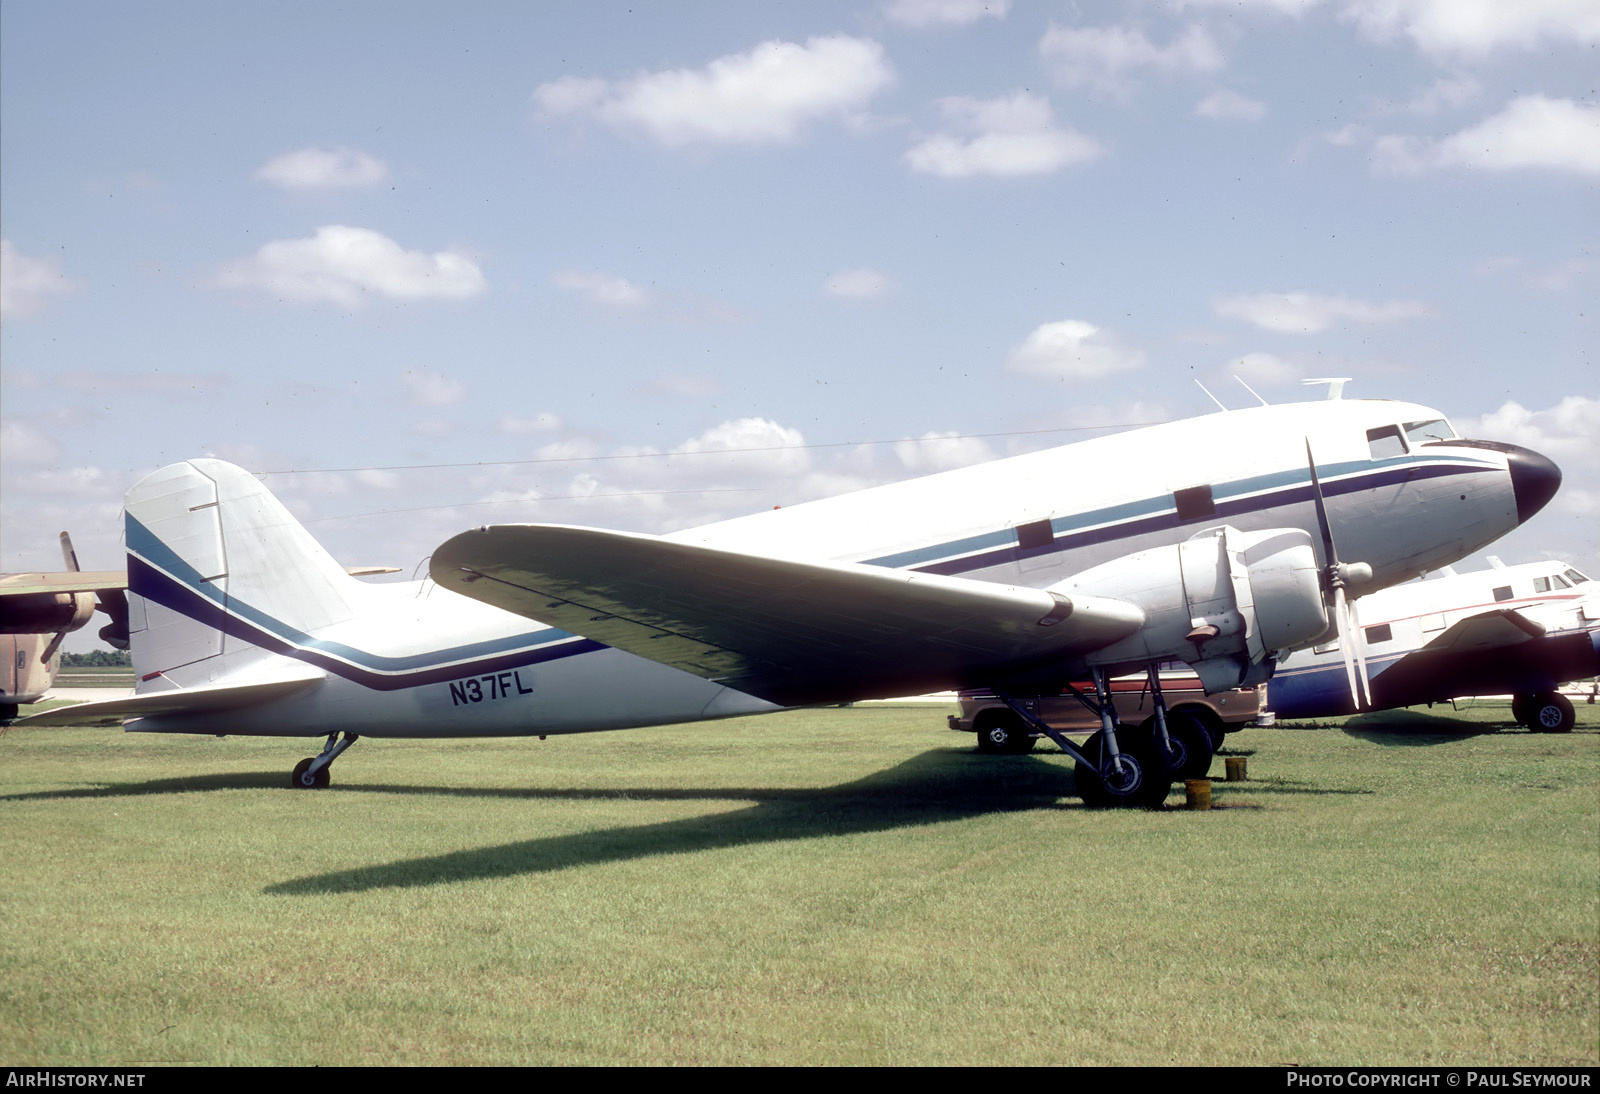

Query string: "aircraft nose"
[[1504, 443, 1562, 524]]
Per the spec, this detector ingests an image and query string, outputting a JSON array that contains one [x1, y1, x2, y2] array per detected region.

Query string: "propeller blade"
[[1348, 594, 1371, 708], [1332, 586, 1362, 710], [59, 531, 81, 573], [1304, 440, 1338, 568]]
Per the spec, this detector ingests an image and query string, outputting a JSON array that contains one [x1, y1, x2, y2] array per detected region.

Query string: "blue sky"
[[3, 0, 1595, 648]]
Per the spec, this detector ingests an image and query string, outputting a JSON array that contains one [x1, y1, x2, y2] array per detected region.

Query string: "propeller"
[[1304, 441, 1373, 709], [38, 532, 84, 664]]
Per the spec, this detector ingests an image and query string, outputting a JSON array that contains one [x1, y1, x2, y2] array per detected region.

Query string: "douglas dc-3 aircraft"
[[5, 396, 1561, 807], [1270, 557, 1599, 731]]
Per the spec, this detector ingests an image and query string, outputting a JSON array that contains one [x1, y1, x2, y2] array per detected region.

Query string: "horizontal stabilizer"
[[5, 667, 325, 728], [431, 524, 1144, 706]]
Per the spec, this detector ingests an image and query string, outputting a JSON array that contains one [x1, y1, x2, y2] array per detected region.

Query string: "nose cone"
[[1505, 444, 1562, 524]]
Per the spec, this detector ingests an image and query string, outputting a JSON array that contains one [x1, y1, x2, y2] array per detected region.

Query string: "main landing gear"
[[994, 665, 1177, 809], [290, 732, 360, 789], [1512, 692, 1575, 733]]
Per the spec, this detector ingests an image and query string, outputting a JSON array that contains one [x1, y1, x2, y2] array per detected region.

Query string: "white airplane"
[[1270, 558, 1598, 731], [6, 396, 1562, 806]]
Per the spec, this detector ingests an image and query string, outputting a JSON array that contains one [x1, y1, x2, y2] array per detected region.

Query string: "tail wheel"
[[291, 757, 330, 789], [1530, 693, 1575, 734], [1074, 727, 1172, 809]]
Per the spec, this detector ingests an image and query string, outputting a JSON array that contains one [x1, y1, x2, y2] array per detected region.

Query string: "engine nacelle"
[[1048, 526, 1328, 693], [0, 592, 96, 636]]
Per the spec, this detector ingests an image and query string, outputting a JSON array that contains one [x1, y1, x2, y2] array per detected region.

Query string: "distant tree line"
[[62, 650, 132, 668]]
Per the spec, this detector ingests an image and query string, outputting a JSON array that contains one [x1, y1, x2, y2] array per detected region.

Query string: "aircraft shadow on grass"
[[266, 749, 1086, 895], [1338, 709, 1517, 746], [1, 746, 1375, 892]]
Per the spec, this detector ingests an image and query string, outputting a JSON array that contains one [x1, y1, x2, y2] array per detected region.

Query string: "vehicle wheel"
[[975, 711, 1035, 754], [1531, 693, 1575, 734], [1511, 693, 1534, 726], [290, 757, 330, 789], [1151, 710, 1215, 780], [1074, 727, 1172, 809]]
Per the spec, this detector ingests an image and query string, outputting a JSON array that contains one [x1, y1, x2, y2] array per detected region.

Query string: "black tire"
[[291, 757, 330, 789], [974, 711, 1035, 754], [1073, 727, 1172, 809], [1530, 693, 1575, 734], [1511, 694, 1535, 727], [1145, 710, 1215, 780]]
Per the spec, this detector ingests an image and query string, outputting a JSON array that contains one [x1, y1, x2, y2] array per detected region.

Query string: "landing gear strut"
[[290, 732, 360, 789], [994, 666, 1174, 809]]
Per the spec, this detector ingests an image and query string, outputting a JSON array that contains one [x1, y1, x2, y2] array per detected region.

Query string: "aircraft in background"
[[6, 396, 1562, 806], [0, 533, 128, 718], [1269, 558, 1599, 731]]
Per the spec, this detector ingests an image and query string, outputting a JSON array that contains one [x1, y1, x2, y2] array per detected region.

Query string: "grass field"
[[1, 699, 1595, 1066]]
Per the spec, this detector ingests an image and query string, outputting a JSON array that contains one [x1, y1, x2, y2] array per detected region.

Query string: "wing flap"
[[431, 524, 1144, 705]]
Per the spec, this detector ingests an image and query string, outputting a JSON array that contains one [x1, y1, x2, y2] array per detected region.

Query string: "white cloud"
[[1461, 396, 1600, 466], [1007, 320, 1144, 379], [1342, 0, 1600, 57], [892, 431, 996, 472], [906, 92, 1103, 178], [551, 270, 650, 307], [0, 420, 63, 465], [402, 369, 467, 408], [1374, 96, 1600, 177], [884, 0, 1010, 27], [496, 412, 563, 434], [673, 418, 810, 476], [255, 147, 388, 189], [1, 240, 77, 319], [1039, 23, 1223, 91], [217, 225, 486, 305], [1195, 89, 1267, 121], [1213, 291, 1430, 333], [533, 37, 893, 145], [1225, 352, 1302, 385], [823, 268, 892, 299]]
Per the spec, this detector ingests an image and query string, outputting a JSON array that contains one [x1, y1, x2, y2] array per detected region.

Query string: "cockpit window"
[[1367, 425, 1407, 459], [1404, 419, 1456, 444], [1552, 575, 1571, 589], [1566, 568, 1591, 585]]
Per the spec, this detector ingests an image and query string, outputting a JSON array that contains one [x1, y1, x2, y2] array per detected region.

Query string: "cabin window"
[[1404, 419, 1456, 444], [1174, 485, 1216, 522], [1364, 623, 1393, 645], [1533, 576, 1551, 593], [1553, 575, 1572, 589], [1492, 585, 1513, 602], [1367, 425, 1407, 459], [1015, 519, 1054, 551]]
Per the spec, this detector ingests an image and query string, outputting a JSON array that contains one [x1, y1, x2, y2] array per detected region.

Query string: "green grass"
[[1, 701, 1595, 1066]]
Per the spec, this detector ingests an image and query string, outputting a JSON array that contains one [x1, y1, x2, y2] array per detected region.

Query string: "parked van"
[[949, 672, 1267, 754]]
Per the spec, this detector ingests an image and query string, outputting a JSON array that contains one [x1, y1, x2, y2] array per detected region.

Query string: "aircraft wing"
[[431, 525, 1145, 706], [1417, 608, 1546, 653], [0, 571, 127, 596]]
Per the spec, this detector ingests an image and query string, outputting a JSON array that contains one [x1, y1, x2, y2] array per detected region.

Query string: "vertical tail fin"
[[125, 459, 360, 689]]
